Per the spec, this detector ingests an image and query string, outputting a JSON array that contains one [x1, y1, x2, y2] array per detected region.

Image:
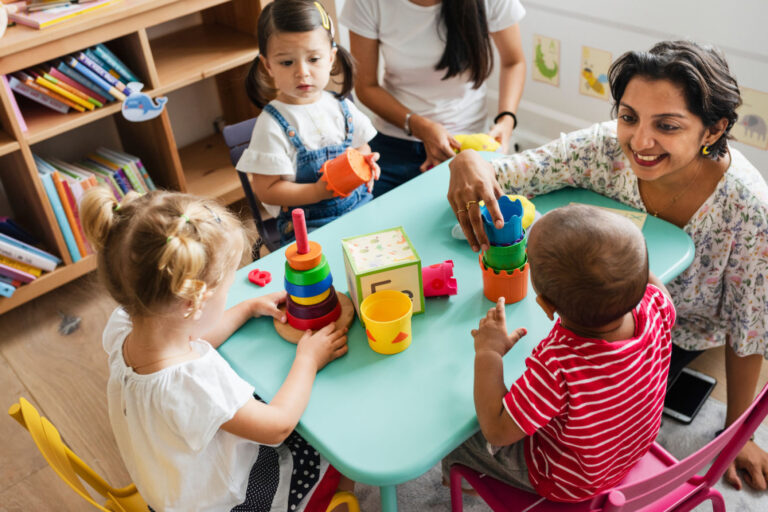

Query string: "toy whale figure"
[[121, 82, 167, 122]]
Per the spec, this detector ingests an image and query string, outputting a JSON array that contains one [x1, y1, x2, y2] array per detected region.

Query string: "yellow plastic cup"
[[360, 290, 413, 355]]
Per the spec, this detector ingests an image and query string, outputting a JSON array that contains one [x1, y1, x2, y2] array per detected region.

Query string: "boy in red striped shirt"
[[443, 204, 676, 502]]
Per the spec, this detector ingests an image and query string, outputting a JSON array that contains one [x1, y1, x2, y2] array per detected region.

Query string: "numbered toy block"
[[342, 227, 424, 316]]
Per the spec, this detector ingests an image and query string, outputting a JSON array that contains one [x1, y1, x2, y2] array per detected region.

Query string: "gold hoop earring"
[[701, 145, 711, 156]]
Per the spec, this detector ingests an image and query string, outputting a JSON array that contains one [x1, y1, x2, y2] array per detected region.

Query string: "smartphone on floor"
[[663, 367, 717, 424]]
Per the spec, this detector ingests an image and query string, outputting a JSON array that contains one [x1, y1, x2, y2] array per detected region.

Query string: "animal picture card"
[[731, 87, 768, 150], [579, 46, 612, 101], [533, 34, 560, 87]]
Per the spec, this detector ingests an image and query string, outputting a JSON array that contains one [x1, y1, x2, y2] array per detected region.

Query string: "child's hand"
[[296, 323, 348, 371], [471, 297, 527, 357], [364, 152, 381, 193], [251, 291, 287, 323]]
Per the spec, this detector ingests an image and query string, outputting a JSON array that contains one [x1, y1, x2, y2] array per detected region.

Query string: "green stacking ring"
[[284, 255, 330, 286]]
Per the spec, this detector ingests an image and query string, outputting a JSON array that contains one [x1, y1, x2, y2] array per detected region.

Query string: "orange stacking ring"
[[286, 301, 342, 331], [479, 253, 529, 304], [285, 240, 323, 270]]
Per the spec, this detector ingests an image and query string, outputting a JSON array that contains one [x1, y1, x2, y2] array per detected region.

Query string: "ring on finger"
[[465, 200, 478, 210], [455, 208, 467, 215]]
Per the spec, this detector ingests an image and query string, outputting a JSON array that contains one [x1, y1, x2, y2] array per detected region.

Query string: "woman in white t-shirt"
[[340, 0, 526, 197]]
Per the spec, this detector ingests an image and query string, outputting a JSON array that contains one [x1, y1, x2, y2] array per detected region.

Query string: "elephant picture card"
[[732, 87, 768, 150]]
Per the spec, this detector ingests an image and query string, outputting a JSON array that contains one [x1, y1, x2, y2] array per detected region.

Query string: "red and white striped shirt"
[[504, 285, 675, 502]]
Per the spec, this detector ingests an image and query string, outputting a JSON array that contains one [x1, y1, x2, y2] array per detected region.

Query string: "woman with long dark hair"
[[341, 0, 526, 197]]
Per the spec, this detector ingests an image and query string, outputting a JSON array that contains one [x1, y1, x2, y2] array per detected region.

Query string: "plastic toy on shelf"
[[478, 196, 533, 304], [274, 209, 355, 343], [318, 148, 372, 197]]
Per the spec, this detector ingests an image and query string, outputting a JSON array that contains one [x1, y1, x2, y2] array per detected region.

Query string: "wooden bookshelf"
[[0, 0, 269, 315]]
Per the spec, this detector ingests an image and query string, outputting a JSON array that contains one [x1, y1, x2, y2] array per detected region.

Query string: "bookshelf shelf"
[[180, 133, 242, 205], [0, 133, 20, 157], [151, 23, 259, 96], [0, 0, 273, 315]]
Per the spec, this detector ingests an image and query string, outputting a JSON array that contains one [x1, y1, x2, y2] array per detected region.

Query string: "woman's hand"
[[447, 150, 505, 251], [364, 152, 381, 193], [725, 440, 768, 491], [296, 323, 349, 371], [410, 114, 461, 172], [488, 115, 516, 154], [251, 291, 287, 323]]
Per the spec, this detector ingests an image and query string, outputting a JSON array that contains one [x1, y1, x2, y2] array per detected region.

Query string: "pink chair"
[[450, 382, 768, 511]]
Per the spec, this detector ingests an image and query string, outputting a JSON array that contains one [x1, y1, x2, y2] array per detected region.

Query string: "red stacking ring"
[[286, 287, 339, 319], [286, 301, 341, 331]]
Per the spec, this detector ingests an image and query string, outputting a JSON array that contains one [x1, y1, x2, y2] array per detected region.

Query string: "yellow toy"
[[479, 195, 536, 230], [454, 133, 501, 153]]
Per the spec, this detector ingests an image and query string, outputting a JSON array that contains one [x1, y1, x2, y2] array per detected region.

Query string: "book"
[[8, 75, 69, 113], [51, 171, 87, 257], [0, 279, 15, 298], [48, 66, 106, 106], [39, 70, 99, 109], [75, 51, 128, 94], [7, 0, 122, 30], [84, 48, 118, 80], [55, 60, 114, 102], [0, 232, 61, 266], [1, 75, 28, 132], [97, 148, 154, 191], [92, 43, 139, 83], [0, 255, 43, 277], [0, 235, 58, 271], [66, 56, 124, 101], [86, 153, 135, 193], [33, 74, 92, 111], [0, 275, 22, 288], [14, 70, 83, 112], [0, 218, 40, 246], [79, 159, 126, 196], [0, 261, 36, 283], [27, 1, 72, 12], [93, 149, 145, 193]]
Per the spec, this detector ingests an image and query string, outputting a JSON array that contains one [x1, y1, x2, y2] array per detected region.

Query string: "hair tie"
[[113, 203, 121, 211], [166, 236, 174, 244], [180, 214, 190, 223]]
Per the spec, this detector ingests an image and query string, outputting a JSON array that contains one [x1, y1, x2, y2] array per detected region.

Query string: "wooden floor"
[[1, 271, 766, 511]]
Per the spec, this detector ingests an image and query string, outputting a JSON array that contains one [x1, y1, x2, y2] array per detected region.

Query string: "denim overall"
[[263, 99, 373, 245]]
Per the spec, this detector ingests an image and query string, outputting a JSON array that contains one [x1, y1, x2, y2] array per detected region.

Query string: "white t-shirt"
[[340, 0, 525, 139], [103, 308, 260, 512], [236, 91, 377, 217]]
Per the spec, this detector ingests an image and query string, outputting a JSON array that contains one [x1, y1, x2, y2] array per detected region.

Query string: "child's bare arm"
[[203, 291, 287, 349], [648, 271, 672, 302], [221, 323, 348, 444], [251, 173, 334, 206], [473, 298, 528, 446]]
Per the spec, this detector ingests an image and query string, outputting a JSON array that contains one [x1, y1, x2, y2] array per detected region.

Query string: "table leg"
[[380, 485, 398, 511]]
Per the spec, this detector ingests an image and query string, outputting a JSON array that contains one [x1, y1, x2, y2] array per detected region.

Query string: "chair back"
[[601, 380, 768, 510], [222, 118, 282, 254], [8, 397, 147, 512]]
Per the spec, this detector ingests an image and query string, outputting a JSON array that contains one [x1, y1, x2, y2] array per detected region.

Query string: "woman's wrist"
[[493, 111, 517, 129]]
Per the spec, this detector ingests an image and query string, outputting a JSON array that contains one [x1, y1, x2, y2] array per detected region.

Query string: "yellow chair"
[[9, 397, 359, 512], [8, 397, 147, 511]]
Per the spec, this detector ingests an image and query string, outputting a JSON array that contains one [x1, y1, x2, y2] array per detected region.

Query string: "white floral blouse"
[[493, 120, 768, 358]]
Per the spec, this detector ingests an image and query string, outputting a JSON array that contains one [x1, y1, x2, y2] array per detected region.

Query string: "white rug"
[[354, 397, 768, 511]]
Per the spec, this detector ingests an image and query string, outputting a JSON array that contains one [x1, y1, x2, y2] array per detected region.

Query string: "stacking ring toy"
[[286, 301, 341, 331], [285, 240, 323, 271], [286, 290, 339, 319], [290, 287, 332, 305], [284, 255, 330, 286], [284, 272, 333, 298]]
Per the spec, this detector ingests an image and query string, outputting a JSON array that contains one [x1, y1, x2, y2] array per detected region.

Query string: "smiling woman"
[[446, 40, 768, 493]]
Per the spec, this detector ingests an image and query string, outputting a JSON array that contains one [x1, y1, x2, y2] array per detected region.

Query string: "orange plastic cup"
[[319, 148, 372, 197], [479, 253, 529, 304]]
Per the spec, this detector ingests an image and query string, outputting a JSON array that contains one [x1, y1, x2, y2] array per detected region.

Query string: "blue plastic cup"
[[481, 196, 523, 246]]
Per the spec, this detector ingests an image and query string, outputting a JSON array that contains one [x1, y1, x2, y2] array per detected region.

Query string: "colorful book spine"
[[2, 75, 28, 132], [0, 233, 61, 266], [50, 171, 86, 258], [49, 67, 106, 105], [0, 275, 22, 287], [84, 48, 118, 80], [0, 280, 15, 298], [0, 262, 36, 283], [44, 70, 103, 108], [87, 154, 134, 192], [17, 73, 85, 112], [72, 52, 125, 101], [0, 237, 56, 272], [8, 76, 69, 113], [0, 218, 40, 246], [79, 160, 126, 197], [34, 76, 92, 111], [69, 56, 126, 101], [93, 43, 139, 83], [38, 170, 80, 262], [56, 61, 114, 102], [0, 255, 42, 277]]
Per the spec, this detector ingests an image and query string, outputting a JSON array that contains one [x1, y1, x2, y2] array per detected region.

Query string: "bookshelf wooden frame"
[[0, 0, 270, 315]]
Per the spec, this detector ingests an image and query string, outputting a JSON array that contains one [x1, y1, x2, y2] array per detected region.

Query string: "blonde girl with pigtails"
[[81, 187, 353, 512]]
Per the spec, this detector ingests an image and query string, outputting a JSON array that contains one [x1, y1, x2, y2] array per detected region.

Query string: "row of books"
[[7, 0, 122, 30], [34, 148, 156, 263], [0, 219, 62, 298], [7, 43, 139, 115]]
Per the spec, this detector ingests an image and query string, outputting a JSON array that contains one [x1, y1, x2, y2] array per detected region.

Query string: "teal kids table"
[[219, 154, 695, 511]]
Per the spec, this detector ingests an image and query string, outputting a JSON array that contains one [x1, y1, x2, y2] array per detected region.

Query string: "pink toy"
[[248, 269, 271, 287], [422, 260, 458, 297]]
